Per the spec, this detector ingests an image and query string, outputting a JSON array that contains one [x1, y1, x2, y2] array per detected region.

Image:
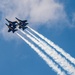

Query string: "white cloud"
[[1, 26, 18, 41], [30, 0, 62, 22], [0, 0, 67, 24], [0, 0, 69, 40]]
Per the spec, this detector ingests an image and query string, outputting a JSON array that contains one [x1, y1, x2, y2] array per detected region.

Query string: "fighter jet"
[[6, 23, 17, 33], [5, 18, 17, 28], [15, 17, 28, 30]]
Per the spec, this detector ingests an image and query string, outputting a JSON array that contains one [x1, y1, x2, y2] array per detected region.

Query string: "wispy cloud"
[[0, 0, 67, 25], [1, 26, 18, 40], [0, 0, 72, 39]]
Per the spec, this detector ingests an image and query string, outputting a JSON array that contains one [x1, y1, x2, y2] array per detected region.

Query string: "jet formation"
[[5, 17, 28, 33]]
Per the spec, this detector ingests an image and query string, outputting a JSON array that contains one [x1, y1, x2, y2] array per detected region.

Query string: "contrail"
[[28, 26, 75, 65], [20, 30, 75, 75], [16, 32, 66, 75], [26, 30, 45, 46]]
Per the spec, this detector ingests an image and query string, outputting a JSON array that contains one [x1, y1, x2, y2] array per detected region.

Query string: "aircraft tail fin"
[[15, 17, 21, 21], [5, 18, 11, 23], [5, 23, 9, 26]]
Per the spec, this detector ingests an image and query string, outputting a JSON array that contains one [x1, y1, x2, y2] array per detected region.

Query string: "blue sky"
[[0, 0, 75, 75]]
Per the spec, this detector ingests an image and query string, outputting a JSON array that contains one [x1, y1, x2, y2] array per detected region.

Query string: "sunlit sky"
[[0, 0, 75, 75]]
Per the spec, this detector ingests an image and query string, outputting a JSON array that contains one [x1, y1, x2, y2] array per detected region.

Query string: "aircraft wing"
[[22, 27, 28, 30], [23, 23, 28, 26]]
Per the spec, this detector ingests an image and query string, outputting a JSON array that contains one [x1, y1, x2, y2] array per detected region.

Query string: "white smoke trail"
[[26, 30, 45, 46], [28, 26, 75, 65], [16, 32, 66, 75], [20, 30, 75, 75]]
